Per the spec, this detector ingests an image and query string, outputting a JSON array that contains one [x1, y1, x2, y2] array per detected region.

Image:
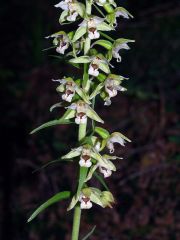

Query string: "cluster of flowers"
[[47, 0, 134, 210]]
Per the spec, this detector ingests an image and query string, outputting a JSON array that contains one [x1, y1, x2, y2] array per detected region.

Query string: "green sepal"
[[69, 56, 90, 64], [114, 38, 135, 45], [91, 151, 116, 171], [86, 0, 92, 15], [99, 62, 110, 74], [72, 27, 86, 42], [62, 108, 76, 120], [61, 146, 82, 159], [85, 164, 98, 182], [92, 39, 113, 50], [86, 106, 104, 123], [97, 22, 114, 31], [110, 132, 131, 142], [88, 187, 104, 207], [59, 10, 69, 24], [116, 7, 134, 19], [94, 127, 110, 139], [27, 191, 71, 222]]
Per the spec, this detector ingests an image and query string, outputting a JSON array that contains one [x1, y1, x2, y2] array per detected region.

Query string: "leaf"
[[72, 26, 86, 42], [81, 226, 96, 240], [92, 39, 113, 50], [30, 119, 71, 134], [69, 56, 90, 64], [32, 158, 73, 173], [27, 191, 71, 222], [94, 172, 109, 191]]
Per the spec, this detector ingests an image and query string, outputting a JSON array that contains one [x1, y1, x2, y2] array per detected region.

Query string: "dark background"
[[0, 0, 180, 239]]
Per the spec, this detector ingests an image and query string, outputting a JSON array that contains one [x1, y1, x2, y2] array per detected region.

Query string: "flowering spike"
[[29, 1, 134, 239]]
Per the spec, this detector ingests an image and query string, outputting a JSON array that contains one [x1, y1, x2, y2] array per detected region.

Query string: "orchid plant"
[[28, 0, 134, 239]]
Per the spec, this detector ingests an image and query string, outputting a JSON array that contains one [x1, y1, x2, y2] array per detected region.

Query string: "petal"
[[61, 146, 82, 159]]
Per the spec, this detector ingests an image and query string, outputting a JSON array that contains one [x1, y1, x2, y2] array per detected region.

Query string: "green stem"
[[71, 123, 87, 240], [72, 46, 89, 240], [71, 205, 81, 240]]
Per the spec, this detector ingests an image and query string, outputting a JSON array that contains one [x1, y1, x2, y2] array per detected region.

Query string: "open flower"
[[79, 194, 92, 209], [66, 100, 104, 124], [55, 0, 85, 23], [104, 74, 127, 105], [79, 147, 92, 167], [106, 132, 131, 153], [52, 78, 91, 105], [56, 34, 70, 54], [89, 55, 111, 77], [78, 188, 115, 209], [112, 39, 135, 62], [79, 16, 104, 39], [53, 78, 76, 102], [106, 7, 133, 27], [46, 31, 70, 54]]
